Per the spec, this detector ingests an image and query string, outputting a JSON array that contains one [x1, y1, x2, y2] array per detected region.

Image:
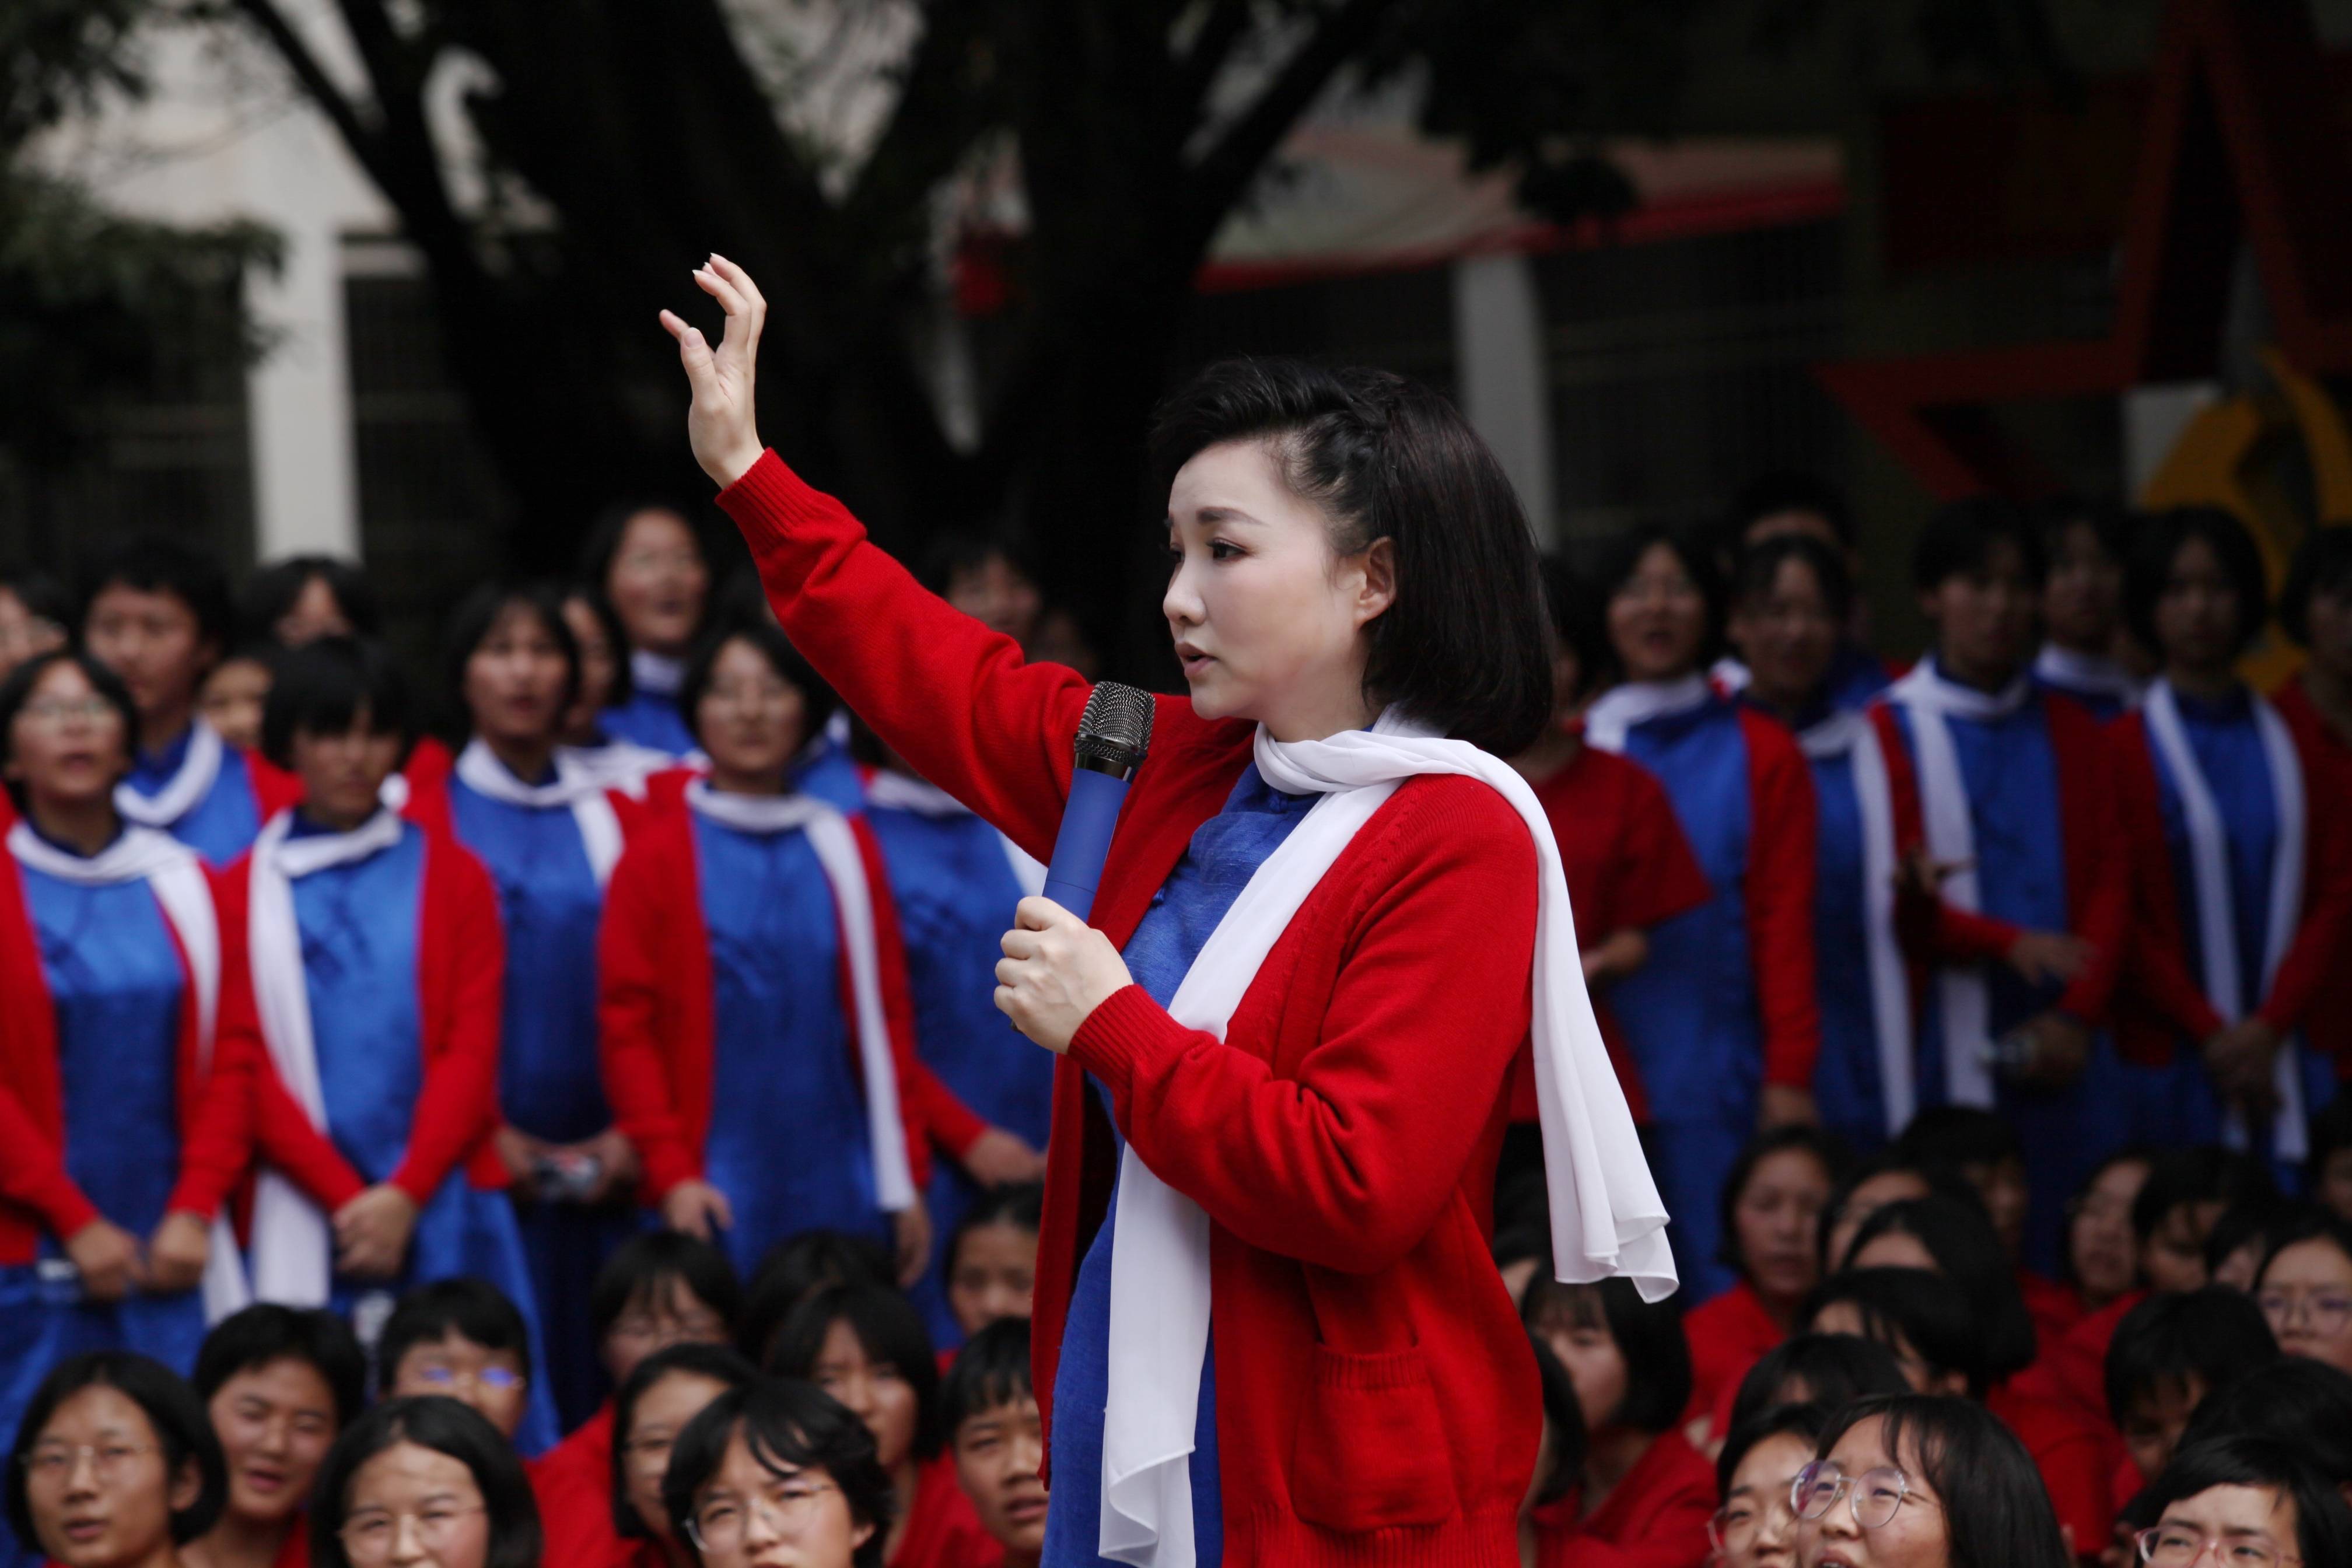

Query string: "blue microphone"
[[1041, 682, 1154, 922]]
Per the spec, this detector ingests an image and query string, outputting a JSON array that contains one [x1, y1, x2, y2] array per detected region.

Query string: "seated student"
[[2063, 1150, 2154, 1320], [1816, 1152, 1982, 1275], [767, 1282, 989, 1568], [186, 1307, 366, 1568], [2309, 1097, 2352, 1224], [1795, 1392, 2071, 1568], [1714, 470, 1891, 712], [2204, 1198, 2287, 1294], [2175, 1357, 2352, 1495], [940, 1186, 1040, 1347], [1681, 1128, 1842, 1441], [2134, 1434, 2352, 1568], [663, 1377, 894, 1568], [200, 648, 276, 755], [737, 1233, 897, 1368], [940, 1319, 1044, 1568], [1522, 1278, 1713, 1568], [533, 1233, 740, 1568], [2033, 497, 2144, 719], [5, 1352, 226, 1568], [1709, 1402, 1828, 1568], [2253, 1210, 2352, 1375], [2271, 528, 2352, 1083], [1521, 1330, 1589, 1568], [1716, 1334, 1909, 1458], [1896, 1107, 2078, 1343], [306, 1396, 541, 1568], [1845, 1196, 2039, 1385], [377, 1281, 536, 1448], [83, 536, 298, 864], [609, 1343, 757, 1568], [2105, 1287, 2278, 1488]]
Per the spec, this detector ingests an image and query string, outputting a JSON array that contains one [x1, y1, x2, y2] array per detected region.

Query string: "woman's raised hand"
[[659, 254, 767, 489]]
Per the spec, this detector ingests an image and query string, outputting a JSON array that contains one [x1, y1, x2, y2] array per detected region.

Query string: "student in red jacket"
[[662, 258, 1670, 1568], [943, 1320, 1047, 1568], [609, 1342, 758, 1568], [186, 1306, 366, 1568], [2272, 528, 2352, 1079], [1895, 1108, 2081, 1346]]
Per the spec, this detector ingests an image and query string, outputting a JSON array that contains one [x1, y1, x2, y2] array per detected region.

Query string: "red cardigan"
[[718, 450, 1544, 1566], [1680, 1278, 1784, 1433], [222, 823, 512, 1210], [596, 796, 972, 1202], [530, 1402, 621, 1568], [2269, 677, 2352, 1072], [1531, 1430, 1714, 1568], [0, 852, 257, 1264], [1736, 708, 1825, 1090]]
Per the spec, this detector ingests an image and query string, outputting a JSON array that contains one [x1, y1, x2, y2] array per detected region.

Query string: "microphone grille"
[[1074, 681, 1154, 769]]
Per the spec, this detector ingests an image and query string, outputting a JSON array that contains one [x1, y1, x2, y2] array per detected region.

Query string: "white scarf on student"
[[7, 821, 248, 1320], [683, 781, 917, 1212], [453, 740, 624, 886], [557, 738, 674, 800], [2143, 680, 2309, 1160], [1583, 674, 1713, 755], [115, 719, 224, 830], [2035, 643, 2143, 710], [1097, 712, 1674, 1568], [1710, 656, 1753, 695], [1887, 660, 2035, 1107], [860, 769, 1048, 898], [630, 649, 685, 696], [242, 808, 408, 1306], [1798, 709, 1916, 1135]]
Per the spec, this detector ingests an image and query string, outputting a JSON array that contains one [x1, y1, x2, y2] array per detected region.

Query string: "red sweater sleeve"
[[2259, 746, 2352, 1032], [716, 452, 1092, 864], [167, 870, 260, 1222], [598, 838, 701, 1199], [1741, 716, 1821, 1089], [2055, 721, 2130, 1026], [250, 1066, 367, 1212], [391, 848, 505, 1206], [1613, 762, 1711, 932], [2111, 723, 2228, 1039], [1066, 779, 1535, 1275], [0, 1089, 96, 1239]]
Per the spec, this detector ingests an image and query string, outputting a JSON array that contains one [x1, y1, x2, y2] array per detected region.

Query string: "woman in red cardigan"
[[658, 258, 1670, 1568]]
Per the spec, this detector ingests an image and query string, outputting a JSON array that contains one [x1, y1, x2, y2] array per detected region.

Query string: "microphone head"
[[1074, 681, 1154, 772]]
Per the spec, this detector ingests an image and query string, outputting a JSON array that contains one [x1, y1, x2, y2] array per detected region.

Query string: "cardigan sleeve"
[[0, 1091, 97, 1239], [2258, 745, 2352, 1034], [1066, 780, 1536, 1275], [2054, 718, 2129, 1026], [390, 846, 505, 1206], [598, 838, 701, 1199], [715, 452, 1093, 865], [250, 1066, 368, 1212], [1740, 714, 1821, 1089], [2111, 720, 2228, 1040]]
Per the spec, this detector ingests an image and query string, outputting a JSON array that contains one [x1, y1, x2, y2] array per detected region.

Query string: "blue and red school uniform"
[[118, 719, 301, 866]]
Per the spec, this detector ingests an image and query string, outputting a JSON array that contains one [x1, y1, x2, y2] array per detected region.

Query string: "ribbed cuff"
[[715, 449, 846, 552], [1066, 985, 1172, 1096]]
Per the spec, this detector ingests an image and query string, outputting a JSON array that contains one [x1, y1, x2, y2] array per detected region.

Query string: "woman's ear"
[[1354, 538, 1397, 627], [167, 1454, 202, 1517]]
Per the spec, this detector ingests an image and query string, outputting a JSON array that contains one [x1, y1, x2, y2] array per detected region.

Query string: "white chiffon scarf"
[[1097, 712, 1674, 1568], [453, 740, 624, 885], [1583, 674, 1713, 755], [2143, 680, 2309, 1160], [1798, 709, 1916, 1135], [116, 719, 224, 829], [2035, 644, 2144, 710], [683, 782, 916, 1212], [860, 769, 1048, 897], [7, 821, 248, 1320], [243, 808, 407, 1305]]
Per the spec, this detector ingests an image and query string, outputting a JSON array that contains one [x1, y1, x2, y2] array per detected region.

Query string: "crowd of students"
[[0, 468, 2348, 1567]]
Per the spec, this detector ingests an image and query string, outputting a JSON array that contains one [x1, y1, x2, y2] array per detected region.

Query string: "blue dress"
[[1803, 729, 1890, 1153], [867, 804, 1055, 1345], [1044, 764, 1316, 1568], [284, 817, 559, 1452], [124, 726, 264, 866], [792, 734, 869, 814], [601, 690, 696, 757]]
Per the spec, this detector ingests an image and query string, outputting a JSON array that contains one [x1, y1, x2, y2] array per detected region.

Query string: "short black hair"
[[1912, 495, 2048, 593], [1818, 1152, 1986, 1275], [1521, 1276, 1690, 1433], [1724, 1332, 1910, 1441], [1527, 1329, 1587, 1508], [767, 1282, 944, 1460], [2140, 1433, 2352, 1568], [1728, 470, 1856, 548], [1597, 522, 1727, 674], [2104, 1287, 2277, 1430], [1847, 1194, 2038, 1380], [943, 1182, 1042, 1284], [6, 1350, 226, 1551], [2133, 1147, 2278, 1246], [740, 1231, 895, 1364], [1539, 554, 1611, 702], [590, 1230, 744, 1344], [663, 1378, 892, 1568], [1815, 1394, 2071, 1568], [2059, 1147, 2157, 1290], [2254, 1208, 2352, 1289], [309, 1397, 540, 1568], [1147, 358, 1553, 755], [678, 617, 839, 754], [2124, 506, 2270, 658], [0, 648, 139, 813], [2036, 495, 2132, 563], [260, 636, 412, 774], [194, 1304, 369, 1428], [1716, 1399, 1831, 1500], [562, 582, 635, 706], [609, 1342, 757, 1541], [2178, 1357, 2352, 1485], [2278, 524, 2352, 648], [940, 1317, 1034, 1441], [1807, 1266, 1991, 1398], [82, 533, 234, 656], [1717, 1125, 1847, 1277], [579, 498, 708, 594], [1894, 1107, 2022, 1176], [376, 1278, 532, 1394], [240, 555, 382, 645], [442, 582, 580, 737], [1731, 533, 1854, 628]]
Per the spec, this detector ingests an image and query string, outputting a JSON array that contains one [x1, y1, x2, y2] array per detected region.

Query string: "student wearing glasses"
[[376, 1284, 536, 1448], [608, 1343, 757, 1568], [2132, 1433, 2352, 1568], [306, 1397, 539, 1568], [5, 1350, 226, 1568], [185, 1306, 368, 1568], [1793, 1392, 2069, 1568], [2252, 1211, 2352, 1376], [663, 1378, 893, 1568]]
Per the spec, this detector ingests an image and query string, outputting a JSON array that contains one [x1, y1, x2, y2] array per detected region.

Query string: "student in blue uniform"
[[580, 501, 712, 756], [556, 583, 675, 798], [1716, 471, 1889, 712], [2034, 496, 2144, 719]]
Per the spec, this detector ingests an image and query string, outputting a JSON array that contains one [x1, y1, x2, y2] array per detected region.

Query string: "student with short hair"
[[939, 1185, 1041, 1346], [199, 648, 277, 756], [2063, 1149, 2154, 1320], [2032, 496, 2143, 718], [608, 1342, 757, 1568], [5, 1350, 227, 1568], [2176, 1356, 2352, 1490], [940, 1319, 1045, 1568], [1895, 1106, 2077, 1342], [2253, 1209, 2352, 1375], [376, 1281, 537, 1447], [2103, 1287, 2278, 1485], [1815, 1153, 1981, 1276], [662, 1378, 892, 1568], [2134, 1433, 2352, 1568], [1717, 470, 1889, 712], [579, 502, 713, 760], [1719, 1333, 1909, 1447], [1709, 1402, 1828, 1568], [83, 536, 299, 864], [737, 1233, 896, 1368], [1796, 1393, 2070, 1568], [186, 1306, 366, 1568], [307, 1396, 541, 1568]]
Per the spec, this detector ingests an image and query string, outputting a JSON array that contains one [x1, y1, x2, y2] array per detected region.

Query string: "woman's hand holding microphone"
[[995, 897, 1135, 1055]]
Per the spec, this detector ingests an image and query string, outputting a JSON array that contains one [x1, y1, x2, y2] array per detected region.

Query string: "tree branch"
[[230, 0, 392, 190], [1171, 0, 1256, 119], [839, 1, 1003, 247]]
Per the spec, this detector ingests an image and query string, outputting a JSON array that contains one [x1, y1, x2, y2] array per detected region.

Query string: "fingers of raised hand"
[[694, 261, 748, 318], [706, 253, 766, 314]]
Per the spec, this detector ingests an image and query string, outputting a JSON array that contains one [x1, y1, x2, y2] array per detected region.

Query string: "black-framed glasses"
[[1792, 1461, 1933, 1531]]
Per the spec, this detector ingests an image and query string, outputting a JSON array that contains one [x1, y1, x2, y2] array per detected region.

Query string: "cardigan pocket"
[[1290, 1345, 1460, 1531]]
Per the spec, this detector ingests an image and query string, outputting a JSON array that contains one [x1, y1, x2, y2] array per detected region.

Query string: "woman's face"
[[462, 605, 570, 750], [23, 1385, 197, 1568], [606, 510, 709, 657], [807, 1320, 918, 1473], [199, 656, 272, 752], [696, 638, 809, 789], [1533, 1290, 1628, 1435], [341, 1440, 488, 1568], [1161, 440, 1394, 741], [2257, 1237, 2352, 1373], [2042, 520, 2122, 653], [2144, 1201, 2223, 1296], [1734, 559, 1839, 710], [1796, 1415, 1950, 1568], [946, 554, 1044, 648], [208, 1356, 339, 1527], [621, 1371, 732, 1543], [2146, 1483, 2301, 1568], [1826, 1172, 1931, 1273], [689, 1433, 870, 1568], [948, 1222, 1038, 1338], [1920, 539, 2037, 687], [292, 710, 397, 830], [6, 661, 130, 812], [2154, 535, 2244, 674], [1717, 1430, 1813, 1568], [561, 597, 620, 727], [2067, 1157, 2150, 1307], [1608, 542, 1709, 684], [1735, 1149, 1833, 1308], [2305, 579, 2352, 682], [278, 575, 356, 646], [85, 583, 214, 726]]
